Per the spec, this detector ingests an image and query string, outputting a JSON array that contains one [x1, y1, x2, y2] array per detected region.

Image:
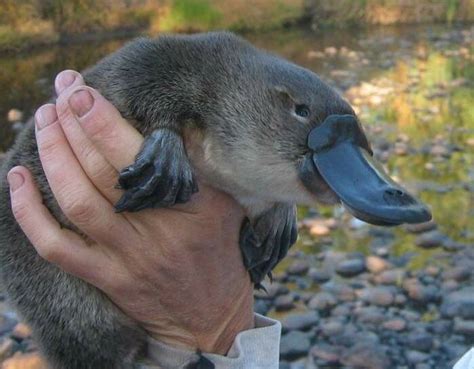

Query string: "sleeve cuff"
[[146, 314, 281, 369]]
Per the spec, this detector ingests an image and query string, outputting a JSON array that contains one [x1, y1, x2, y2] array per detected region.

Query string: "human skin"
[[7, 70, 254, 355]]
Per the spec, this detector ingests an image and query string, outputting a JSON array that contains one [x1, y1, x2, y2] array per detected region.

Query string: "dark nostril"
[[385, 189, 404, 197]]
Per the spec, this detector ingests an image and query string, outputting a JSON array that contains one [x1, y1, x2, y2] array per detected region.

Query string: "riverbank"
[[1, 0, 473, 53]]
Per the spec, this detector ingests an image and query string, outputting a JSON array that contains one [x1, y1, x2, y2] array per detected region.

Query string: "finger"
[[55, 69, 85, 96], [63, 85, 144, 171], [7, 166, 104, 283], [55, 86, 122, 203], [34, 104, 133, 245]]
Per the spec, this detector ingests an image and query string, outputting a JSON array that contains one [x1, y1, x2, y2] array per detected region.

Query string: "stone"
[[320, 321, 344, 336], [254, 282, 288, 299], [11, 322, 32, 340], [415, 230, 447, 249], [7, 109, 23, 122], [335, 259, 366, 277], [404, 280, 440, 304], [307, 50, 325, 59], [282, 312, 319, 332], [308, 292, 337, 311], [310, 344, 341, 364], [324, 47, 338, 56], [254, 299, 269, 315], [406, 350, 429, 364], [307, 268, 331, 283], [322, 283, 355, 302], [442, 267, 471, 282], [359, 287, 395, 306], [274, 294, 295, 312], [366, 256, 391, 274], [341, 343, 390, 369], [440, 288, 474, 319], [453, 319, 474, 336], [280, 331, 311, 360], [355, 306, 386, 325], [405, 220, 437, 234], [2, 352, 49, 369], [407, 331, 433, 352], [382, 319, 406, 331], [287, 261, 310, 276], [0, 315, 17, 336], [309, 223, 330, 237], [374, 269, 405, 285]]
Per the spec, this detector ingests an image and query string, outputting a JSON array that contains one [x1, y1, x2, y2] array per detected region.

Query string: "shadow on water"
[[0, 24, 472, 271]]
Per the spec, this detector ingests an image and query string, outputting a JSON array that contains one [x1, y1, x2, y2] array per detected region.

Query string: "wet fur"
[[0, 32, 354, 368]]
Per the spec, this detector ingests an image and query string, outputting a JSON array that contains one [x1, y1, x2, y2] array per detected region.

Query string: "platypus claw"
[[239, 204, 298, 286], [115, 128, 198, 212]]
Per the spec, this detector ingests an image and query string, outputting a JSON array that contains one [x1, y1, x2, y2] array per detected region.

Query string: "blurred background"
[[0, 1, 473, 368]]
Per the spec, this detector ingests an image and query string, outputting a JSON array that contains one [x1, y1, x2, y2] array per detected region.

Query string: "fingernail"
[[35, 105, 58, 130], [7, 171, 24, 192], [56, 71, 76, 93], [69, 89, 94, 118]]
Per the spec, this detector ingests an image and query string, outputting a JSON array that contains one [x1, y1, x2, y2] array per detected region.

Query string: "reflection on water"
[[0, 24, 472, 270]]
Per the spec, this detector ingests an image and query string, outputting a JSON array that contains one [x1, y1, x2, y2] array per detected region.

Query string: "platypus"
[[0, 32, 431, 369]]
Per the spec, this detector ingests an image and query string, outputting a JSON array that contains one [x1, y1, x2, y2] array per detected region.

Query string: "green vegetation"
[[160, 0, 221, 32]]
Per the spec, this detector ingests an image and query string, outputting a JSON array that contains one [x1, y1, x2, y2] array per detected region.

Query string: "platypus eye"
[[295, 104, 310, 118]]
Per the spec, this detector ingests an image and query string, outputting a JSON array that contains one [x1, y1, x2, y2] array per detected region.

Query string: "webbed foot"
[[115, 128, 198, 212], [240, 204, 298, 285]]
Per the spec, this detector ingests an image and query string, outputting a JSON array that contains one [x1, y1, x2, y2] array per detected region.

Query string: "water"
[[0, 24, 472, 270]]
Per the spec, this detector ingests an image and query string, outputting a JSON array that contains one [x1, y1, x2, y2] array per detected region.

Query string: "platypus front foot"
[[240, 203, 298, 285], [115, 128, 198, 212]]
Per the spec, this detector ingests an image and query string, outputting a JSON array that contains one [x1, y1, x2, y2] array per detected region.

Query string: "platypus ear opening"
[[272, 85, 298, 107]]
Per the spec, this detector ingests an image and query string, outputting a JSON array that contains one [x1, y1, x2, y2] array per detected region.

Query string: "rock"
[[308, 292, 337, 311], [382, 319, 406, 331], [415, 230, 448, 249], [324, 47, 338, 56], [331, 304, 351, 317], [405, 220, 437, 234], [282, 312, 319, 332], [322, 283, 355, 302], [359, 287, 395, 306], [307, 50, 325, 59], [0, 338, 15, 361], [336, 259, 366, 277], [374, 269, 405, 285], [11, 323, 32, 340], [442, 266, 471, 282], [320, 320, 344, 336], [341, 343, 390, 369], [7, 109, 23, 122], [254, 299, 270, 315], [2, 352, 49, 369], [355, 306, 386, 324], [275, 294, 295, 312], [310, 344, 341, 364], [287, 260, 310, 276], [453, 319, 474, 336], [308, 268, 331, 283], [407, 331, 433, 352], [0, 315, 17, 336], [403, 280, 440, 304], [280, 331, 311, 360], [366, 256, 391, 274], [440, 288, 474, 319], [309, 223, 331, 237], [406, 350, 429, 364]]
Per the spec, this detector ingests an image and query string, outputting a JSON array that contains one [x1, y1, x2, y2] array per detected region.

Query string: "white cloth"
[[454, 348, 474, 369], [144, 314, 281, 369]]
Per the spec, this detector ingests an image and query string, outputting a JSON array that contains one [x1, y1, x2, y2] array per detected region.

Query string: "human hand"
[[7, 70, 254, 354]]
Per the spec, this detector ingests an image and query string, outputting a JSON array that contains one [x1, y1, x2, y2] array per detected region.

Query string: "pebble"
[[366, 256, 391, 274], [280, 331, 311, 360], [320, 321, 344, 336], [275, 294, 295, 312], [406, 350, 430, 364], [310, 344, 341, 364], [307, 268, 331, 283], [442, 266, 471, 282], [382, 319, 406, 331], [373, 269, 405, 285], [282, 312, 319, 332], [335, 259, 366, 277], [0, 338, 15, 361], [341, 343, 391, 369], [254, 282, 288, 299], [287, 261, 310, 276], [407, 331, 433, 352], [359, 287, 395, 306], [415, 230, 447, 249], [7, 109, 23, 122], [453, 319, 474, 336], [405, 220, 437, 234], [308, 292, 337, 311], [309, 223, 330, 237], [440, 288, 474, 319], [11, 322, 32, 340]]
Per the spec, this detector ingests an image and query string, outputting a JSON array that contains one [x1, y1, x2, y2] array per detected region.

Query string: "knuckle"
[[36, 240, 63, 264], [11, 201, 30, 223], [62, 196, 96, 224]]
